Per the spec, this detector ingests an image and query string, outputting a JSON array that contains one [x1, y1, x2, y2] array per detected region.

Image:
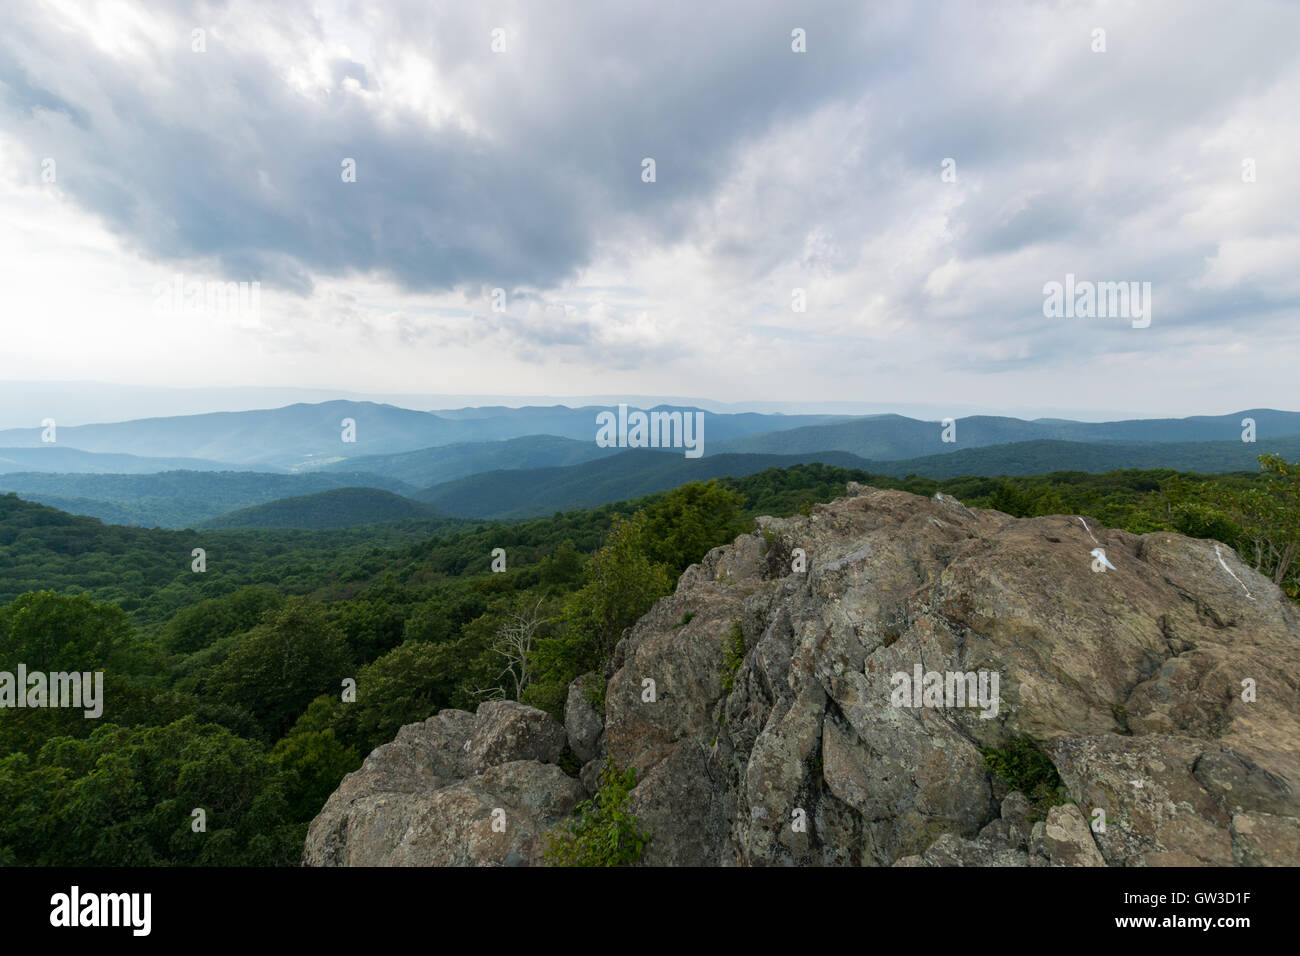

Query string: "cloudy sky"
[[1, 0, 1297, 419]]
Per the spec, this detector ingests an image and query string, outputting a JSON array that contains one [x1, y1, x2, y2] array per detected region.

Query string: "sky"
[[1, 0, 1297, 421]]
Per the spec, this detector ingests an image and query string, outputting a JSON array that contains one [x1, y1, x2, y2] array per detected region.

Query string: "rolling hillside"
[[197, 487, 451, 529], [0, 446, 268, 474], [318, 434, 620, 485], [413, 449, 871, 518], [858, 435, 1300, 479], [411, 436, 1297, 519], [710, 409, 1300, 460], [0, 470, 417, 528]]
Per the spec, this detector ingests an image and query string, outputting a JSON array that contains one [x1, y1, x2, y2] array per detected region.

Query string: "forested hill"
[[414, 449, 871, 518], [316, 434, 620, 486], [411, 440, 1300, 519], [0, 469, 418, 528], [198, 487, 448, 529], [859, 435, 1300, 480], [0, 492, 473, 627]]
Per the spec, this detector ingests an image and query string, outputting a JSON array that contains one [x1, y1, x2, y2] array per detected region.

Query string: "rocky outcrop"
[[601, 485, 1300, 866], [307, 485, 1300, 866], [302, 701, 581, 866]]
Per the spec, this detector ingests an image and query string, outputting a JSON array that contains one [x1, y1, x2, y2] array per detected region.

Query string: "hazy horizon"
[[1, 378, 1297, 430]]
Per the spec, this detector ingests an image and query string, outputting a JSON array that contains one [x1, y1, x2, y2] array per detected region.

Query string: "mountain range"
[[0, 401, 1294, 528]]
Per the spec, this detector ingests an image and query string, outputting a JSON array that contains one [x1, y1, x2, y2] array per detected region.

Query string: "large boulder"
[[302, 702, 581, 867]]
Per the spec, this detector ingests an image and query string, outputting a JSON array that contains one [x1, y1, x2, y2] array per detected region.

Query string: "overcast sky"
[[1, 0, 1297, 419]]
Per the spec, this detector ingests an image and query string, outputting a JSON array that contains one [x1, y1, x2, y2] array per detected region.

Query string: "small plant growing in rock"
[[980, 734, 1068, 823], [762, 529, 793, 579], [544, 760, 647, 866], [1110, 702, 1130, 734], [556, 743, 583, 778], [583, 675, 607, 711], [721, 618, 746, 694]]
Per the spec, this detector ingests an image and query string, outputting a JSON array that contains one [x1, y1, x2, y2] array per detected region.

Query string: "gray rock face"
[[564, 673, 605, 764], [307, 485, 1300, 866], [600, 485, 1300, 866], [302, 702, 581, 866], [1039, 804, 1107, 867], [463, 700, 567, 773]]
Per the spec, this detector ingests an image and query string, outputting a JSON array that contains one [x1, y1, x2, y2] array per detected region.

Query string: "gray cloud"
[[0, 0, 1297, 414], [0, 0, 882, 293]]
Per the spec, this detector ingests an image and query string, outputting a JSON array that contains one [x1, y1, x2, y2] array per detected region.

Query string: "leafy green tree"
[[269, 728, 361, 820], [206, 599, 351, 739], [638, 481, 746, 573], [333, 597, 408, 661], [525, 514, 673, 716], [560, 513, 674, 665], [544, 760, 647, 866], [538, 539, 584, 591], [162, 586, 282, 654], [0, 590, 152, 674], [0, 717, 302, 866]]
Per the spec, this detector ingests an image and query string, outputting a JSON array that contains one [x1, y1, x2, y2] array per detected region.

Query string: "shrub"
[[980, 734, 1068, 822], [544, 760, 647, 866]]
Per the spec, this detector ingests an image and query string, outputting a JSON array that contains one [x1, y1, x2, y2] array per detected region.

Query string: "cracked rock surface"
[[602, 485, 1299, 865], [302, 701, 580, 866]]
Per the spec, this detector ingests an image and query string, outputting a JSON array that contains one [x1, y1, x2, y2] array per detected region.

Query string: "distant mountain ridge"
[[316, 434, 620, 486], [414, 450, 875, 518], [858, 435, 1300, 479], [411, 435, 1300, 520], [1, 400, 1295, 529], [709, 409, 1300, 459], [0, 446, 270, 474], [0, 402, 844, 470], [0, 402, 1293, 476], [0, 470, 417, 528]]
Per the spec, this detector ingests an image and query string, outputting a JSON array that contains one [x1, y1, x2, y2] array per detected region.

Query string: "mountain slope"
[[710, 409, 1300, 460], [197, 487, 450, 529], [0, 470, 418, 528], [414, 449, 871, 518], [860, 435, 1300, 479], [318, 434, 620, 485], [413, 436, 1298, 519], [0, 446, 268, 474]]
